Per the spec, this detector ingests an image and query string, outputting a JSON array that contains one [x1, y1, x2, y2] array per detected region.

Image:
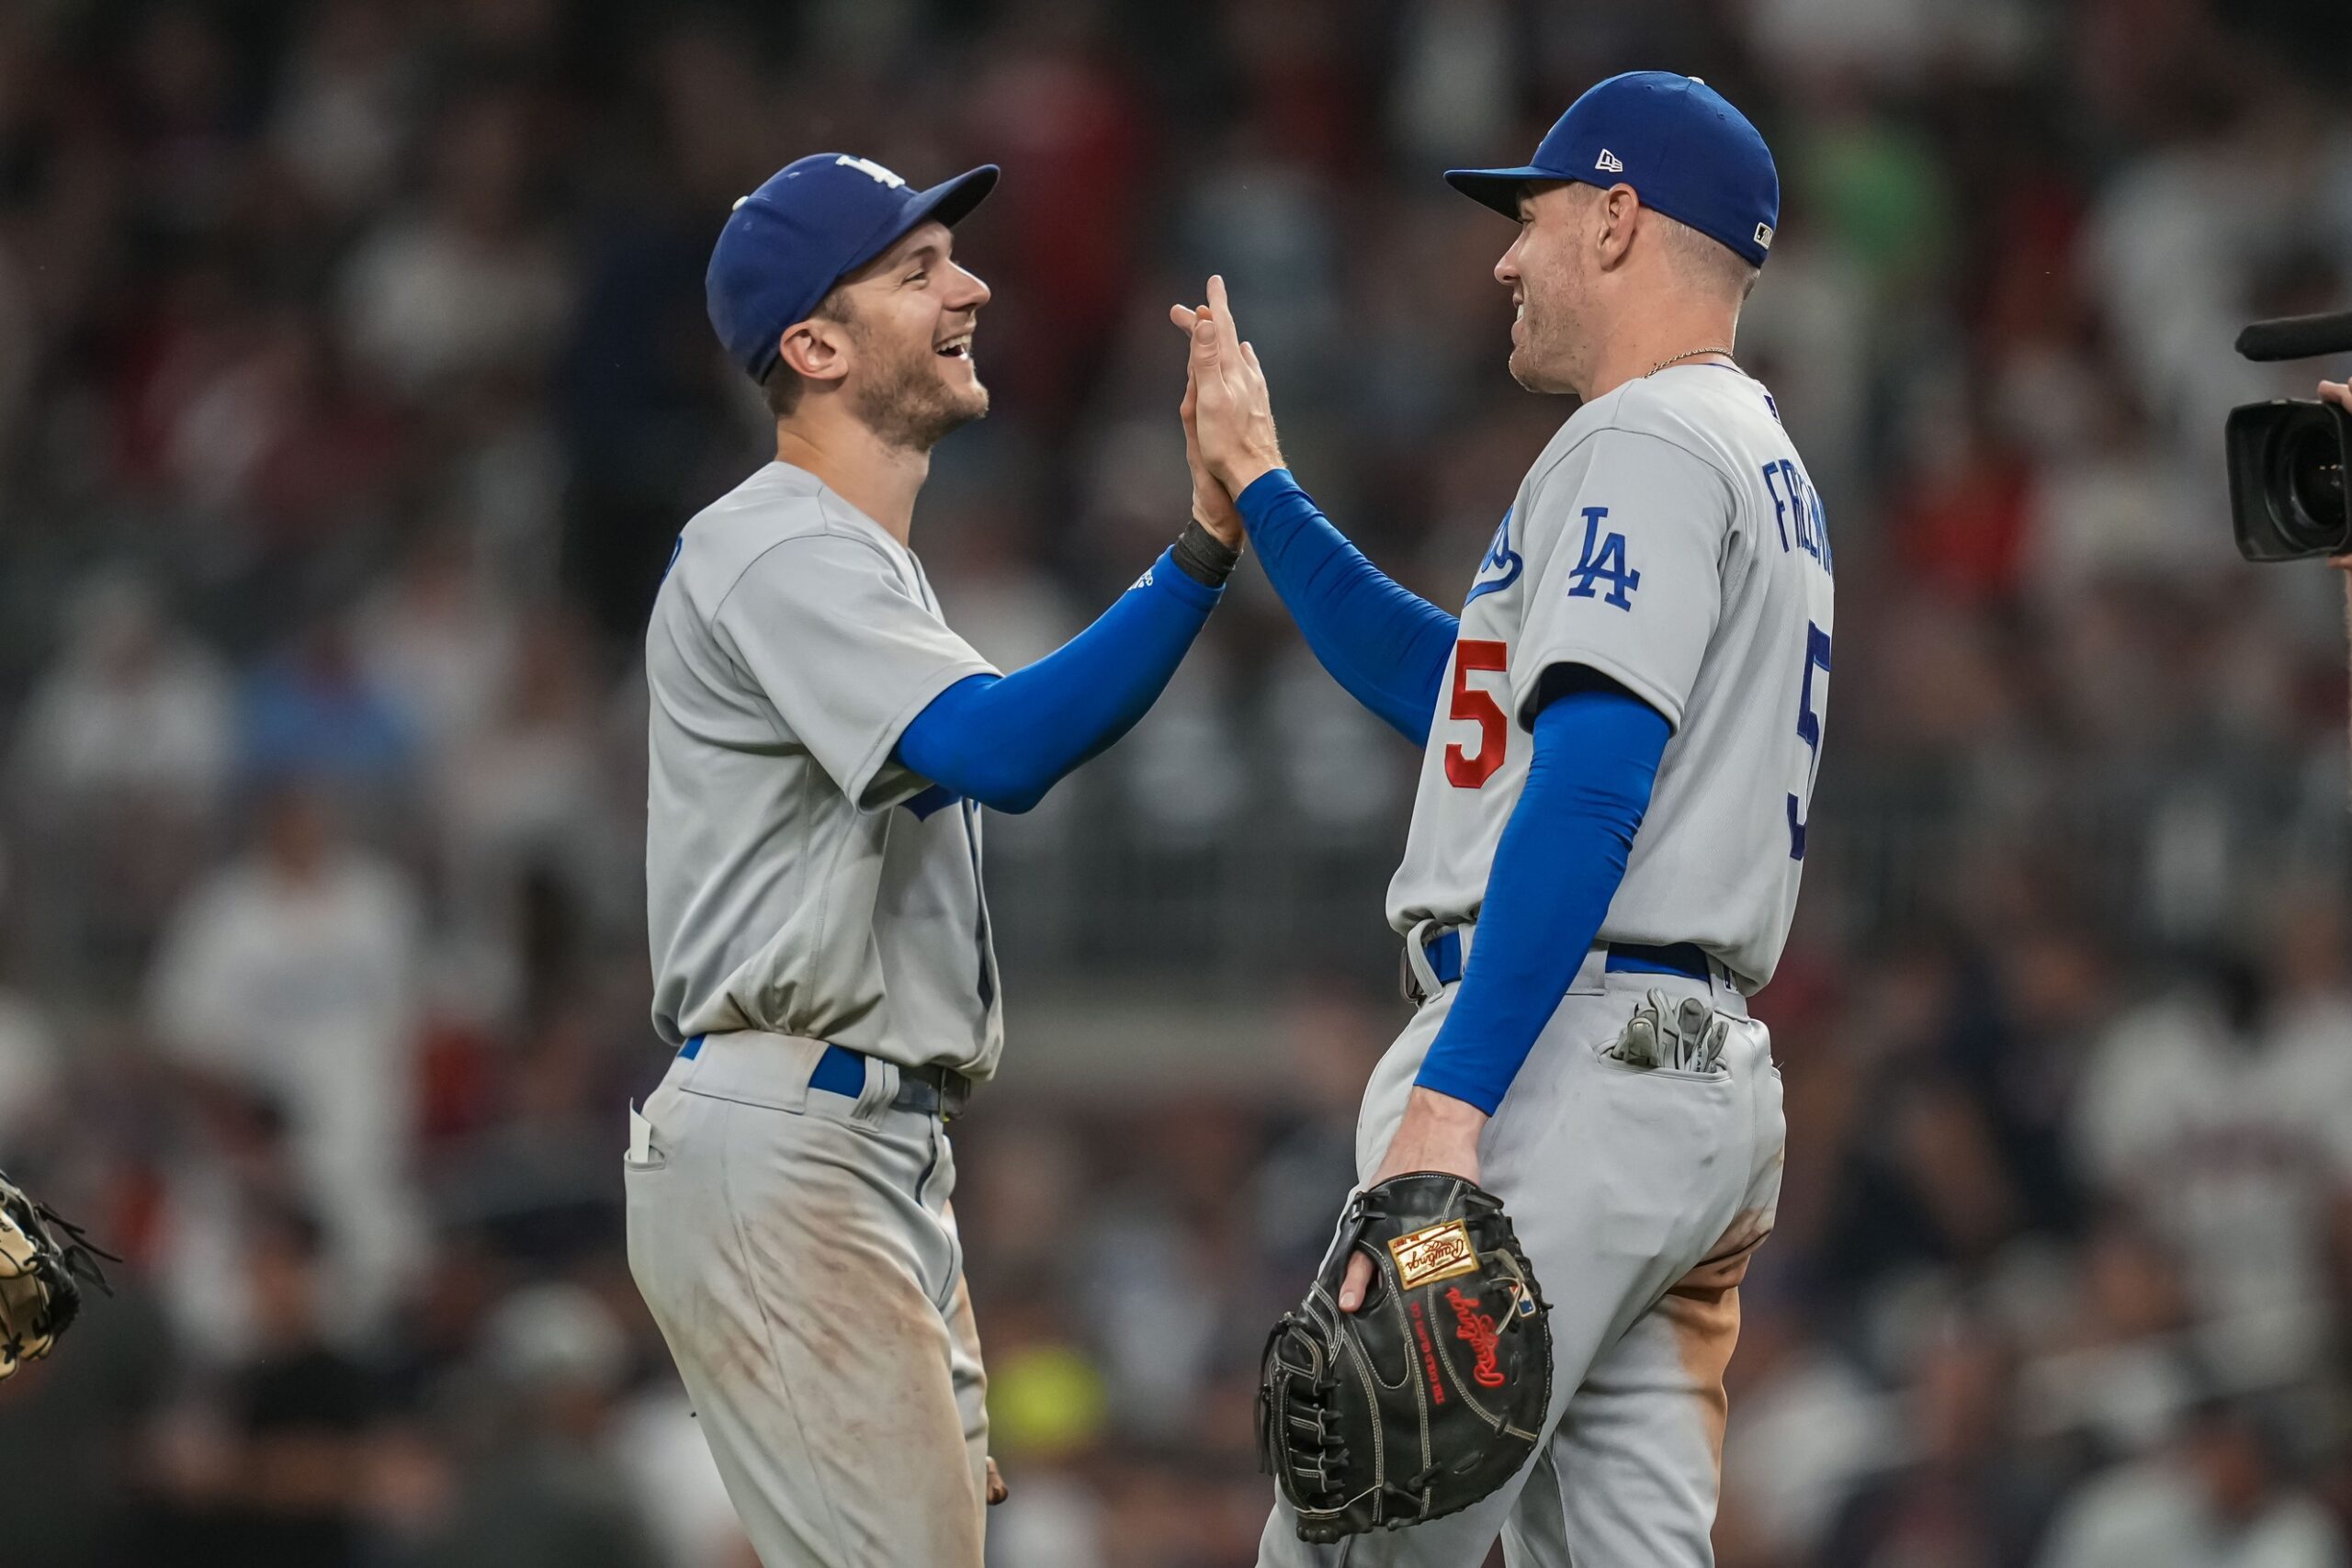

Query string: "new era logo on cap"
[[1595, 148, 1624, 173]]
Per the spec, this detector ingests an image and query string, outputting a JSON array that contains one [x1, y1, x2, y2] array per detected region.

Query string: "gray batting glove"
[[1606, 988, 1731, 1074]]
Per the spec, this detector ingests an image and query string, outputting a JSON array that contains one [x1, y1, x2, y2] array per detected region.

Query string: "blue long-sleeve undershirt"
[[895, 547, 1221, 814], [1235, 468, 1458, 746], [1412, 682, 1672, 1115]]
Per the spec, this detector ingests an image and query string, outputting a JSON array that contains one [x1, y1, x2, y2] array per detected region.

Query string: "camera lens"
[[2270, 416, 2349, 551], [2289, 421, 2346, 531]]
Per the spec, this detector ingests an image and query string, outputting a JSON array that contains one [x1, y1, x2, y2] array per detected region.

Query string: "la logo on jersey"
[[835, 154, 906, 188], [1565, 506, 1640, 609]]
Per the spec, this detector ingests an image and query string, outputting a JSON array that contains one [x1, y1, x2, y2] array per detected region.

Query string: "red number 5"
[[1444, 639, 1509, 788]]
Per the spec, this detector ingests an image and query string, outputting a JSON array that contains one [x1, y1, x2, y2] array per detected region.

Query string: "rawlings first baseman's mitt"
[[1257, 1172, 1551, 1542], [0, 1168, 114, 1380]]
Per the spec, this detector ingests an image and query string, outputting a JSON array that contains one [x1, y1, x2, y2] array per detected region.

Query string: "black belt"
[[1406, 929, 1713, 1002], [682, 1035, 973, 1121], [881, 1059, 973, 1122]]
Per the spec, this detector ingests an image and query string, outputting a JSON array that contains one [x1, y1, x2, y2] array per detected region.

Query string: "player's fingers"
[[1189, 309, 1223, 379], [1208, 273, 1240, 344], [1339, 1249, 1376, 1313], [1192, 310, 1247, 412], [1170, 302, 1199, 333], [2323, 379, 2352, 414], [1239, 340, 1272, 400], [1211, 300, 1254, 404]]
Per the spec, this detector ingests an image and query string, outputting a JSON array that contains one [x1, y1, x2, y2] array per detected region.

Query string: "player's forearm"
[[1235, 468, 1458, 745], [1413, 684, 1668, 1114], [895, 534, 1231, 813]]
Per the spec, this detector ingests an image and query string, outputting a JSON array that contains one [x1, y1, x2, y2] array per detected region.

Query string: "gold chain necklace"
[[1646, 346, 1736, 377]]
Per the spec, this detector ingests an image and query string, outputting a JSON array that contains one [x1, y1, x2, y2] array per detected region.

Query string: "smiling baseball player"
[[626, 152, 1243, 1567], [1181, 74, 1830, 1563]]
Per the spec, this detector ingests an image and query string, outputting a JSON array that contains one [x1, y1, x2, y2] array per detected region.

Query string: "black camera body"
[[2227, 398, 2352, 560], [2229, 309, 2352, 562]]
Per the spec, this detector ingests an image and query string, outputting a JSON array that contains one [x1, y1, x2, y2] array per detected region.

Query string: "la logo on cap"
[[834, 154, 905, 188], [1595, 149, 1624, 173]]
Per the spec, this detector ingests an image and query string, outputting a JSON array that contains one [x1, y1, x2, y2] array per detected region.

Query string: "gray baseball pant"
[[625, 1031, 990, 1568], [1258, 955, 1786, 1567]]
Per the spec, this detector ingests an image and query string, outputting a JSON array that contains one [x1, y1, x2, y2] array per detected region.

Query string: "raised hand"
[[1170, 275, 1285, 499], [1178, 360, 1244, 548]]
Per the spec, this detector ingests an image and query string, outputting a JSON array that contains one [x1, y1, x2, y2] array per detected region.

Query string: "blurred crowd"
[[3, 0, 2352, 1564]]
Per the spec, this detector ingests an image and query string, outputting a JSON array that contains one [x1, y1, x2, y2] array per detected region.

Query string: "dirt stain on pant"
[[1659, 1207, 1771, 1474], [630, 1075, 989, 1568]]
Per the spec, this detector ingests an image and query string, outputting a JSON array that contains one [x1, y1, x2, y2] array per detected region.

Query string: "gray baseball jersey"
[[644, 461, 1005, 1074], [1385, 364, 1835, 987]]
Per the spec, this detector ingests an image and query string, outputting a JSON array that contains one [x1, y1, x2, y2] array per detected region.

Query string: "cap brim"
[[824, 164, 1001, 315], [1443, 164, 1567, 218], [908, 164, 1000, 233]]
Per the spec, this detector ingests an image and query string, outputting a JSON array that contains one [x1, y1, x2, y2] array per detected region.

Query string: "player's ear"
[[1595, 184, 1639, 269], [776, 316, 853, 389]]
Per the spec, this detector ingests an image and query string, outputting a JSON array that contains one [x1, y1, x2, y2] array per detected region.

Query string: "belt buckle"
[[1399, 917, 1450, 1006], [938, 1068, 971, 1122]]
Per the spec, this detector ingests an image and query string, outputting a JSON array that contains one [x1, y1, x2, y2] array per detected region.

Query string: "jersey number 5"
[[1445, 639, 1509, 788], [1787, 622, 1831, 860]]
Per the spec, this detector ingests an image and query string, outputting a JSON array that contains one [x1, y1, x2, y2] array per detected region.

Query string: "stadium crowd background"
[[4, 0, 2352, 1563]]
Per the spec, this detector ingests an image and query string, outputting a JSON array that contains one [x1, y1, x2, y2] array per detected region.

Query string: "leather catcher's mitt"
[[0, 1168, 115, 1381], [1258, 1172, 1552, 1542]]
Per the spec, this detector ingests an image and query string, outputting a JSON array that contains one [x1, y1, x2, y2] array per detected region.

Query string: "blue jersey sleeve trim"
[[895, 545, 1219, 814], [1144, 553, 1221, 612], [1411, 682, 1669, 1114], [1235, 468, 1458, 746]]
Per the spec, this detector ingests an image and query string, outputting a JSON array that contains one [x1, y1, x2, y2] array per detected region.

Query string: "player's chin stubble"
[[1508, 301, 1587, 398], [854, 333, 989, 452], [1508, 329, 1564, 395], [1509, 258, 1593, 396]]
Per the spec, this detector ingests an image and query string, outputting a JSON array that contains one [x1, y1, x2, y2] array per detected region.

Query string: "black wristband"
[[1170, 519, 1243, 589]]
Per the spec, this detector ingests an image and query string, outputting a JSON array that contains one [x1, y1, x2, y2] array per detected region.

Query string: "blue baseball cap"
[[1445, 73, 1779, 267], [707, 152, 1000, 383]]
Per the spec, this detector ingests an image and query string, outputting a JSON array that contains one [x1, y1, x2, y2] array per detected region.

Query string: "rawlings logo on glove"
[[1445, 1286, 1508, 1387], [1257, 1172, 1552, 1542], [1388, 1219, 1478, 1289]]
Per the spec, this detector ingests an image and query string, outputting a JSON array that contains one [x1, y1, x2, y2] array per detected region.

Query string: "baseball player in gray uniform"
[[1182, 75, 1828, 1563], [626, 153, 1244, 1566]]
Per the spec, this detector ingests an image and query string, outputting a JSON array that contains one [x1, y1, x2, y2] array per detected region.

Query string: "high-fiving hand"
[[1177, 355, 1245, 549], [1170, 275, 1286, 506]]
